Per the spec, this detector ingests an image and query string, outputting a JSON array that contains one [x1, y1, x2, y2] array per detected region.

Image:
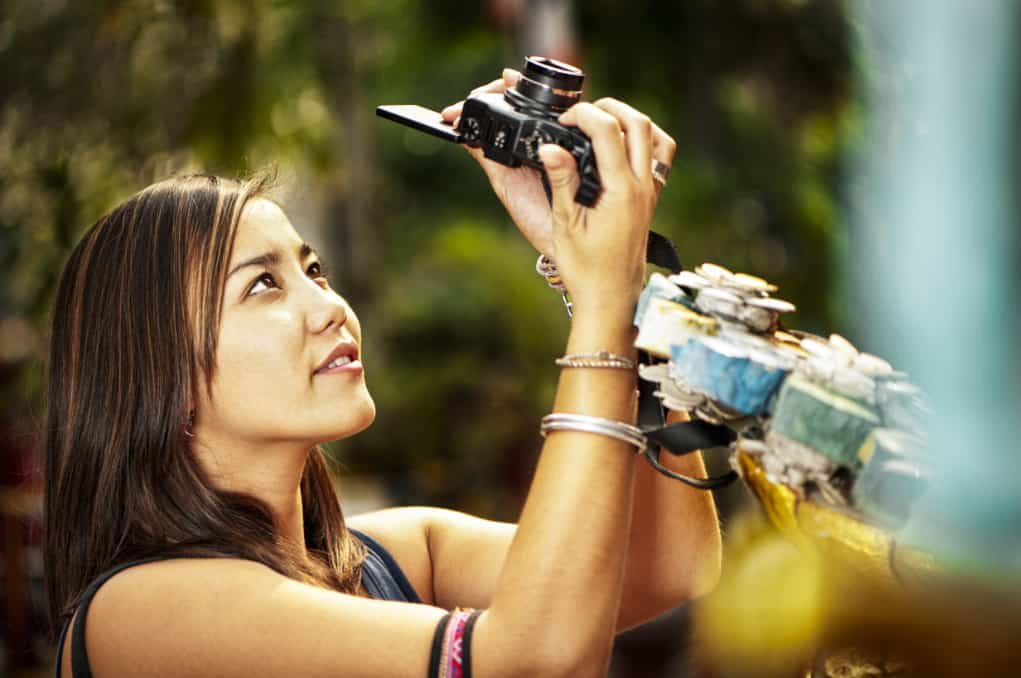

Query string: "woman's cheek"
[[214, 332, 285, 403]]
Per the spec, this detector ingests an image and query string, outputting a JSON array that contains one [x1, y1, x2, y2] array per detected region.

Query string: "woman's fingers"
[[651, 121, 678, 166], [502, 68, 521, 88], [650, 121, 677, 198], [443, 71, 673, 202], [538, 144, 582, 234], [440, 105, 461, 123], [592, 98, 653, 184], [441, 69, 521, 123], [471, 77, 506, 96], [558, 102, 631, 187], [441, 79, 502, 122]]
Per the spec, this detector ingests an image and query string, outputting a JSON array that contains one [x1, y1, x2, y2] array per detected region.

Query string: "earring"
[[185, 410, 196, 438]]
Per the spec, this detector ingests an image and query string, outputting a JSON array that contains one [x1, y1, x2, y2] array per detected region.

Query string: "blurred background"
[[0, 0, 961, 675]]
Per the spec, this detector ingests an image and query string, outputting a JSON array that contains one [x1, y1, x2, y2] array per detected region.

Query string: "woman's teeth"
[[326, 356, 352, 369]]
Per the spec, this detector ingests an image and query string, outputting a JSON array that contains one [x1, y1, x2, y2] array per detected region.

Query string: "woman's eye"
[[247, 273, 278, 296], [308, 261, 330, 286], [246, 263, 328, 298]]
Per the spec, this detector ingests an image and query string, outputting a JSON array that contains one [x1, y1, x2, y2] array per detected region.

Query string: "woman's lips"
[[315, 359, 363, 376]]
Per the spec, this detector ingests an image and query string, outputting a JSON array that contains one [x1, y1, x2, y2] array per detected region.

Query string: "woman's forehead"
[[232, 198, 303, 259]]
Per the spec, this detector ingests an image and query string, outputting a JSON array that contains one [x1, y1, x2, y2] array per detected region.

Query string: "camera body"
[[376, 56, 603, 206], [457, 90, 601, 207]]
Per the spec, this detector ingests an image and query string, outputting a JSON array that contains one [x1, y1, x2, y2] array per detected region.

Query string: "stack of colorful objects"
[[633, 263, 930, 532]]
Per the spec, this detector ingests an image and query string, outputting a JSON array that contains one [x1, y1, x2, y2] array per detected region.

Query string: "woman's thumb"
[[538, 144, 580, 220]]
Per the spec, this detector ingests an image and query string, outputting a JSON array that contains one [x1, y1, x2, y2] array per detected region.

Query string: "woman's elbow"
[[665, 527, 724, 606], [689, 538, 723, 599], [476, 613, 613, 678], [690, 521, 724, 599]]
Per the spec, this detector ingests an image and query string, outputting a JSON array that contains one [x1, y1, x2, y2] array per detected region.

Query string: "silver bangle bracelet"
[[555, 351, 636, 369], [540, 413, 647, 453]]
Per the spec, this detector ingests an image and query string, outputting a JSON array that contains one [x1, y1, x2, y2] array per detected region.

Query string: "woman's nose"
[[306, 286, 348, 335]]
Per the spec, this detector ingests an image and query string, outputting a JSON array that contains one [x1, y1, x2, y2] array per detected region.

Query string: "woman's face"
[[195, 197, 375, 447]]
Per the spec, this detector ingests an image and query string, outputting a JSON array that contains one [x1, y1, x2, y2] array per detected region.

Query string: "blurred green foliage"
[[0, 0, 854, 519]]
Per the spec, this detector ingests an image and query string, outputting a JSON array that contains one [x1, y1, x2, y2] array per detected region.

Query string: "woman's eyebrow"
[[227, 242, 318, 280], [300, 242, 320, 262]]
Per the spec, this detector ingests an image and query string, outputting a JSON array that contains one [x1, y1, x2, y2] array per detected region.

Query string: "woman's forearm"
[[475, 310, 640, 676], [619, 408, 722, 628]]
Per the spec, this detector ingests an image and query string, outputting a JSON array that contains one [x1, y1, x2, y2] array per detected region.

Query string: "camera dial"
[[522, 128, 555, 161], [461, 117, 482, 143]]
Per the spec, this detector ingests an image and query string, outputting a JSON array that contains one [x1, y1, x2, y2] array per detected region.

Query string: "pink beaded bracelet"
[[429, 607, 481, 678]]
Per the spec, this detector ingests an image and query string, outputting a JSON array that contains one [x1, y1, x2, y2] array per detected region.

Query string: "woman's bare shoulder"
[[347, 506, 436, 603], [62, 556, 444, 678], [348, 507, 516, 610]]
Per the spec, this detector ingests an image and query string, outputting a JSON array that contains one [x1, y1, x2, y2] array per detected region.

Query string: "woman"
[[45, 69, 721, 677]]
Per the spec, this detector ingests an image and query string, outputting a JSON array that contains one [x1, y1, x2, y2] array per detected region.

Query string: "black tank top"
[[54, 529, 421, 678]]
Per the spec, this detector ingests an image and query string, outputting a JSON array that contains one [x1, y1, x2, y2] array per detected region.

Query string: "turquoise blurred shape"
[[852, 1, 1021, 574]]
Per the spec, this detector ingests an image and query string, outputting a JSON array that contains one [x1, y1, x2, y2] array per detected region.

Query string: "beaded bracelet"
[[536, 254, 573, 317], [555, 351, 636, 369], [428, 607, 481, 678]]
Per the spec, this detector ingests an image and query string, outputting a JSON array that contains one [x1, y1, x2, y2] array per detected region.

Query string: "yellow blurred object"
[[696, 451, 1020, 678], [735, 450, 937, 587], [697, 512, 825, 675]]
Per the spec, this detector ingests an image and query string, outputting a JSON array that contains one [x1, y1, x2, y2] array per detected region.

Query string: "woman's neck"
[[191, 433, 312, 554]]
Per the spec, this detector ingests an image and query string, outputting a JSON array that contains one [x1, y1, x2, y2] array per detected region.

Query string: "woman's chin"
[[349, 403, 377, 436], [321, 397, 376, 443]]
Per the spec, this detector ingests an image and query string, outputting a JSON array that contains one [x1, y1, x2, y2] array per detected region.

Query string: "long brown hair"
[[43, 174, 365, 639]]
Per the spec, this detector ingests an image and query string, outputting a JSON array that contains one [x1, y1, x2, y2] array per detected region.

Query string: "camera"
[[376, 56, 601, 206], [457, 57, 601, 206]]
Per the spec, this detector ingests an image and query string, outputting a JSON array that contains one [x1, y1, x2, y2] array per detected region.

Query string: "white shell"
[[695, 262, 734, 284], [745, 296, 796, 313], [829, 333, 859, 358], [670, 270, 711, 290], [721, 272, 779, 294], [854, 352, 893, 375], [800, 337, 834, 360]]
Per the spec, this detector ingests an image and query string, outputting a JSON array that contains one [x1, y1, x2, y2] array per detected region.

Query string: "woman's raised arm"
[[429, 82, 721, 631], [469, 98, 660, 676]]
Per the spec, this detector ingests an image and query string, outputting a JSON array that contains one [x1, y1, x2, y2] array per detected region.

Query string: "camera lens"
[[505, 56, 585, 116]]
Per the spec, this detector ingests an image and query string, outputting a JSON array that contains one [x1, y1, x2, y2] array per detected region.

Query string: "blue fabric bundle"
[[671, 336, 791, 416]]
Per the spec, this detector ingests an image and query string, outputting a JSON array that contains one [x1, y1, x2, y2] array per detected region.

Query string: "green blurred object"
[[0, 0, 856, 518]]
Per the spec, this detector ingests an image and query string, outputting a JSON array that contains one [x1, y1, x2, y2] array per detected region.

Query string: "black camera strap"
[[636, 236, 738, 490], [645, 231, 682, 274], [636, 369, 739, 490]]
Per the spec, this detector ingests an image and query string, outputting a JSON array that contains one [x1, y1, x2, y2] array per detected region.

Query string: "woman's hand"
[[441, 69, 555, 255], [541, 98, 675, 320], [442, 73, 677, 319]]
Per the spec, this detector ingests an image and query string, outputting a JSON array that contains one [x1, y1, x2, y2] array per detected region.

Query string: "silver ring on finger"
[[651, 159, 671, 187]]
